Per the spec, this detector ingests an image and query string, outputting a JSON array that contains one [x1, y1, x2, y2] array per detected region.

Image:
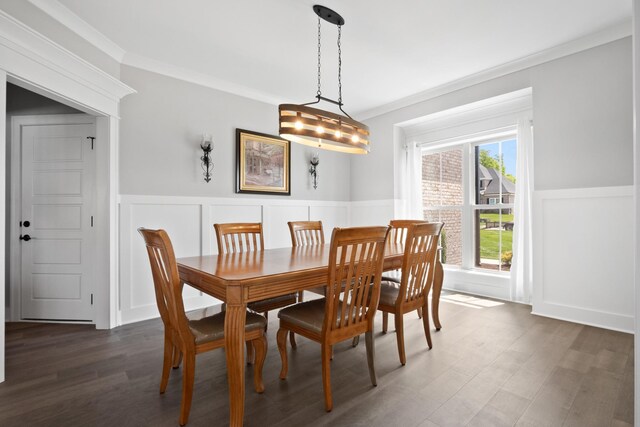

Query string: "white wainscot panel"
[[208, 204, 263, 254], [349, 200, 395, 227], [125, 203, 202, 323], [532, 187, 634, 332], [310, 205, 349, 241], [264, 205, 309, 249]]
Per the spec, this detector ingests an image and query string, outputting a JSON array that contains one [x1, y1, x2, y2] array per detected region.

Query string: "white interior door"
[[20, 122, 95, 321]]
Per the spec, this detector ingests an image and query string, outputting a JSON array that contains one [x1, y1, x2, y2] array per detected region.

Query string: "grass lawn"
[[479, 229, 513, 259], [479, 212, 514, 223]]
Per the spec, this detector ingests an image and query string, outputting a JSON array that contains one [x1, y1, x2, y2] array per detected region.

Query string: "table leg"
[[432, 259, 444, 331], [225, 288, 246, 427]]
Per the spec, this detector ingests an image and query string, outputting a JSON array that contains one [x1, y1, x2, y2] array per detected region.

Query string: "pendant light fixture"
[[279, 5, 370, 154]]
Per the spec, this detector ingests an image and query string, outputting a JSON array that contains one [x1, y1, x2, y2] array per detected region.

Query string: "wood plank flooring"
[[0, 292, 633, 426]]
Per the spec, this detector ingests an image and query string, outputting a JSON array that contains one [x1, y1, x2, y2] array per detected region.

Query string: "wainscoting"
[[119, 188, 634, 333], [118, 195, 395, 325], [532, 186, 634, 333]]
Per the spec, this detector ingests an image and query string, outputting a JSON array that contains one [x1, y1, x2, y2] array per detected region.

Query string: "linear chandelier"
[[279, 5, 370, 154]]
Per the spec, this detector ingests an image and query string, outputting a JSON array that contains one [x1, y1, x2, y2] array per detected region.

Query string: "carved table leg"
[[225, 287, 246, 427], [432, 259, 444, 331]]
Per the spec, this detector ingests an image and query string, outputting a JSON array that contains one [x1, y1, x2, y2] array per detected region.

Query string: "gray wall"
[[119, 66, 351, 200], [0, 1, 121, 78], [352, 37, 633, 200]]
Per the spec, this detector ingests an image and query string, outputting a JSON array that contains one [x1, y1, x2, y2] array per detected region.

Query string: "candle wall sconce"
[[309, 152, 319, 189], [200, 134, 213, 183]]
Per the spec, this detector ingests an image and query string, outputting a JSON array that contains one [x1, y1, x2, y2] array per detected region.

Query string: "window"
[[421, 135, 517, 273]]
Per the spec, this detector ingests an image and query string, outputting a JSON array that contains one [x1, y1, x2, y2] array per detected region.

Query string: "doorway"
[[10, 113, 97, 322]]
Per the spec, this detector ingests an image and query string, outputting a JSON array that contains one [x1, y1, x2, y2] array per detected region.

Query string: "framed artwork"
[[236, 129, 291, 195]]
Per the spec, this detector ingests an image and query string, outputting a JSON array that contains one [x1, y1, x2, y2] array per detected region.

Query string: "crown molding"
[[28, 0, 126, 62], [20, 2, 632, 116], [121, 52, 286, 106], [0, 9, 135, 115], [356, 19, 632, 121]]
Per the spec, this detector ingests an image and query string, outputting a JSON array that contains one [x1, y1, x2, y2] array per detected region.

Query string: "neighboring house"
[[477, 165, 515, 212]]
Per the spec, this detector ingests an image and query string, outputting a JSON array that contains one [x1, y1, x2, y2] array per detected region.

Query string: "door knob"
[[23, 220, 30, 228], [19, 234, 31, 241]]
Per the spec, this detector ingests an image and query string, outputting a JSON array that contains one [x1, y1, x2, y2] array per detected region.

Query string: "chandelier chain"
[[337, 25, 342, 104], [317, 17, 322, 97]]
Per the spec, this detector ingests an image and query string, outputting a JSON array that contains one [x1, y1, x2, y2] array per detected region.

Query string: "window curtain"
[[406, 141, 423, 219], [510, 117, 534, 303]]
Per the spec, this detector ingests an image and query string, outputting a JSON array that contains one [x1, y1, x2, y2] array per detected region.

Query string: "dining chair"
[[276, 225, 391, 412], [288, 220, 326, 300], [214, 222, 299, 352], [378, 222, 443, 365], [383, 219, 445, 330], [139, 228, 268, 426], [383, 219, 428, 322]]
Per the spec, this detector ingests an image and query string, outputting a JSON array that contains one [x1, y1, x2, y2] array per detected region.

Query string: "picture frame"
[[236, 129, 291, 195]]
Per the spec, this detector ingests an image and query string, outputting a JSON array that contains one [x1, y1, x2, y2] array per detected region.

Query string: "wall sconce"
[[309, 152, 319, 189], [200, 134, 213, 183]]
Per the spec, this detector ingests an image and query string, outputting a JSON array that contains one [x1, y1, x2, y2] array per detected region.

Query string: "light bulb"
[[351, 134, 360, 143], [316, 126, 324, 134], [295, 121, 303, 130], [335, 130, 342, 138]]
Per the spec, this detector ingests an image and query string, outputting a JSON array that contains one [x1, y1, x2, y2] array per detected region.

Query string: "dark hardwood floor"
[[1, 292, 634, 426]]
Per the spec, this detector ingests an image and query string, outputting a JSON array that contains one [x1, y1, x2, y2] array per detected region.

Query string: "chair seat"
[[278, 299, 330, 334], [188, 310, 267, 345], [247, 293, 298, 313], [378, 280, 401, 307]]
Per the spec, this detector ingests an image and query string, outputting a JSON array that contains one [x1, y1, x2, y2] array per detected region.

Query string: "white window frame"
[[421, 129, 517, 274]]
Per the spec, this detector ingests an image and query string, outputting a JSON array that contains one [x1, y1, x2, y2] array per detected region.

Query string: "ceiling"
[[51, 0, 631, 117]]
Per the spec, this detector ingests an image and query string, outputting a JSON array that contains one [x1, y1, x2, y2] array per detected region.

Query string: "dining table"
[[177, 241, 443, 426]]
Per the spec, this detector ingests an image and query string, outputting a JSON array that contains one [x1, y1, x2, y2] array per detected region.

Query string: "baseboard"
[[532, 302, 634, 334]]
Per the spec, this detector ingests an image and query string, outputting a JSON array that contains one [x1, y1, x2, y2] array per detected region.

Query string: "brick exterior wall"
[[422, 150, 463, 266]]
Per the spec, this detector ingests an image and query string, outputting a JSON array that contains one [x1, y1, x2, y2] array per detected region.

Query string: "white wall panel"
[[207, 203, 262, 254], [310, 205, 349, 241], [349, 200, 395, 227], [532, 186, 634, 332], [263, 205, 309, 249], [119, 195, 351, 325], [121, 202, 202, 324]]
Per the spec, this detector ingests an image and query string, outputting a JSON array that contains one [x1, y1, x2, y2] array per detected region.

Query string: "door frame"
[[9, 114, 97, 323]]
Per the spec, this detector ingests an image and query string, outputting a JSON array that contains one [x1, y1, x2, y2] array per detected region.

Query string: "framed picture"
[[236, 129, 290, 195]]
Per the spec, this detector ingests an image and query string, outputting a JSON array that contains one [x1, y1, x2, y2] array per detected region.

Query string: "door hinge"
[[91, 216, 94, 227], [91, 293, 94, 305], [87, 136, 95, 150]]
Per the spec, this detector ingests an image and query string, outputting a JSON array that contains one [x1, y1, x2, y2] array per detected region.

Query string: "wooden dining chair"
[[383, 219, 445, 330], [214, 223, 299, 350], [276, 225, 391, 412], [378, 222, 443, 365], [288, 220, 326, 299], [139, 228, 268, 426]]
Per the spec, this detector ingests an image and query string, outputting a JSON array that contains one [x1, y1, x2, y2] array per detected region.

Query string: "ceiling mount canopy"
[[279, 5, 370, 155]]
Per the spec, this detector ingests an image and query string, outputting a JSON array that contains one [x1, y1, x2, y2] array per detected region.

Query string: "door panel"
[[21, 123, 94, 321]]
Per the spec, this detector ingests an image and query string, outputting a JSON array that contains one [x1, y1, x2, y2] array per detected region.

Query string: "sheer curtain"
[[406, 141, 423, 219], [510, 116, 534, 303]]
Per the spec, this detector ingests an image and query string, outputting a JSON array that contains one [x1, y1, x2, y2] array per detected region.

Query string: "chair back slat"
[[398, 223, 443, 306], [138, 228, 193, 348], [214, 223, 264, 254], [324, 226, 390, 336], [389, 219, 428, 247], [288, 221, 325, 247]]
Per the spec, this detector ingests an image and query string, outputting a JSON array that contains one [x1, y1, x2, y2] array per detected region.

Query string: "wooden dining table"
[[177, 242, 443, 426]]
